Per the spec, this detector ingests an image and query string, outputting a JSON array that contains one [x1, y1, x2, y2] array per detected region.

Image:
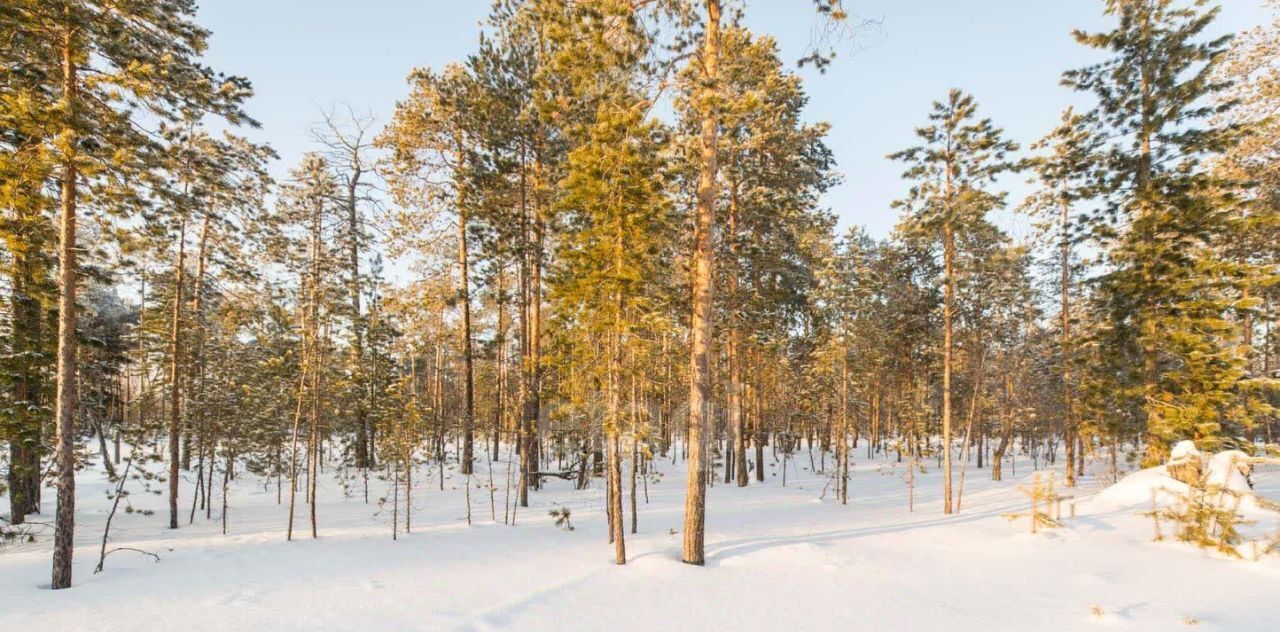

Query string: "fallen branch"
[[103, 547, 161, 564], [530, 470, 580, 481]]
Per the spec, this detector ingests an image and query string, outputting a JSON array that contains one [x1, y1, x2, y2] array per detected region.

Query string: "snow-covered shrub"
[[1166, 440, 1203, 485]]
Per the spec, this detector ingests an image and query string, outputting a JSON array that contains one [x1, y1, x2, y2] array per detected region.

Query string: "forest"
[[1, 0, 1279, 629]]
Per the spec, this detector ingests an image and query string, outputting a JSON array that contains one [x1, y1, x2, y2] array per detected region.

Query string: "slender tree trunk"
[[728, 182, 748, 488], [50, 26, 80, 590], [221, 450, 232, 535], [347, 171, 370, 469], [308, 348, 320, 538], [839, 349, 850, 505], [192, 216, 213, 520], [754, 356, 765, 483], [608, 325, 626, 565], [954, 347, 984, 513], [517, 145, 532, 507], [432, 338, 444, 490], [629, 372, 639, 534], [526, 191, 544, 493], [458, 193, 475, 476], [1060, 200, 1076, 487], [286, 318, 307, 541], [992, 368, 1013, 481], [307, 206, 322, 538], [495, 266, 507, 461], [941, 222, 955, 514], [168, 219, 187, 530], [682, 0, 720, 567]]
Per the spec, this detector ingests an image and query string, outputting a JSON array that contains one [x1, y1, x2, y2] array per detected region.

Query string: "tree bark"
[[517, 143, 532, 507], [192, 215, 211, 520], [941, 221, 955, 514], [608, 320, 626, 564], [727, 180, 747, 488], [839, 349, 850, 504], [1060, 199, 1076, 487], [682, 0, 720, 567], [168, 219, 187, 530], [346, 165, 370, 469], [458, 183, 475, 476], [51, 26, 79, 589]]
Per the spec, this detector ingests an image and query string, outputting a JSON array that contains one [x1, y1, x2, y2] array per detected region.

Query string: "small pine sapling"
[[549, 506, 574, 531], [1003, 472, 1067, 533], [1143, 474, 1254, 558]]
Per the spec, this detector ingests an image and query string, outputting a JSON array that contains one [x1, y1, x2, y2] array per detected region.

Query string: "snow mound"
[[1091, 452, 1269, 516], [1092, 465, 1188, 509]]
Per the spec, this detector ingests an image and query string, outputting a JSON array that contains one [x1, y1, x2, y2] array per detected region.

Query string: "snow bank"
[[1091, 451, 1269, 516], [1092, 465, 1189, 509]]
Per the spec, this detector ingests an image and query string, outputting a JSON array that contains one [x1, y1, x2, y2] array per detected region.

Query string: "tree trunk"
[[1061, 199, 1076, 487], [526, 190, 544, 493], [839, 350, 850, 504], [728, 181, 747, 488], [192, 215, 212, 520], [168, 219, 187, 530], [941, 221, 955, 514], [51, 28, 79, 589], [495, 265, 507, 461], [307, 202, 322, 539], [347, 170, 370, 469], [682, 0, 720, 567], [608, 324, 626, 565], [517, 141, 534, 506], [458, 196, 475, 476]]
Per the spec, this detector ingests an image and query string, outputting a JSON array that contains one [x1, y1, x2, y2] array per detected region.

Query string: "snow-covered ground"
[[2, 446, 1277, 631]]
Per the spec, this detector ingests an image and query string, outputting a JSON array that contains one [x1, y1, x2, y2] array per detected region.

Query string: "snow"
[[1206, 450, 1254, 492], [1091, 464, 1192, 508], [2, 446, 1278, 631], [1094, 450, 1266, 514], [1170, 440, 1201, 461]]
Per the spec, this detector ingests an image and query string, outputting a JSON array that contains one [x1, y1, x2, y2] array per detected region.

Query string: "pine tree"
[[314, 108, 379, 470], [890, 89, 1019, 514], [703, 27, 837, 489], [540, 0, 675, 564], [381, 65, 483, 477], [1066, 0, 1260, 460], [0, 20, 56, 523], [1215, 0, 1280, 439], [273, 153, 340, 541], [1024, 108, 1102, 486]]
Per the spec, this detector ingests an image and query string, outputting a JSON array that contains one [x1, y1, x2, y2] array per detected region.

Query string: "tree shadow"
[[704, 507, 1009, 566]]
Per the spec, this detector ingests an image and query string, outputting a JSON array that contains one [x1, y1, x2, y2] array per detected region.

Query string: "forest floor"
[[1, 444, 1278, 631]]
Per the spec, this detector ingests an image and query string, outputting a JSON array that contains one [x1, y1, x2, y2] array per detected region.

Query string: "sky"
[[197, 0, 1272, 242]]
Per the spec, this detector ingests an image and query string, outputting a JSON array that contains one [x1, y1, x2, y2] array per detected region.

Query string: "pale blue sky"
[[199, 0, 1270, 239]]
